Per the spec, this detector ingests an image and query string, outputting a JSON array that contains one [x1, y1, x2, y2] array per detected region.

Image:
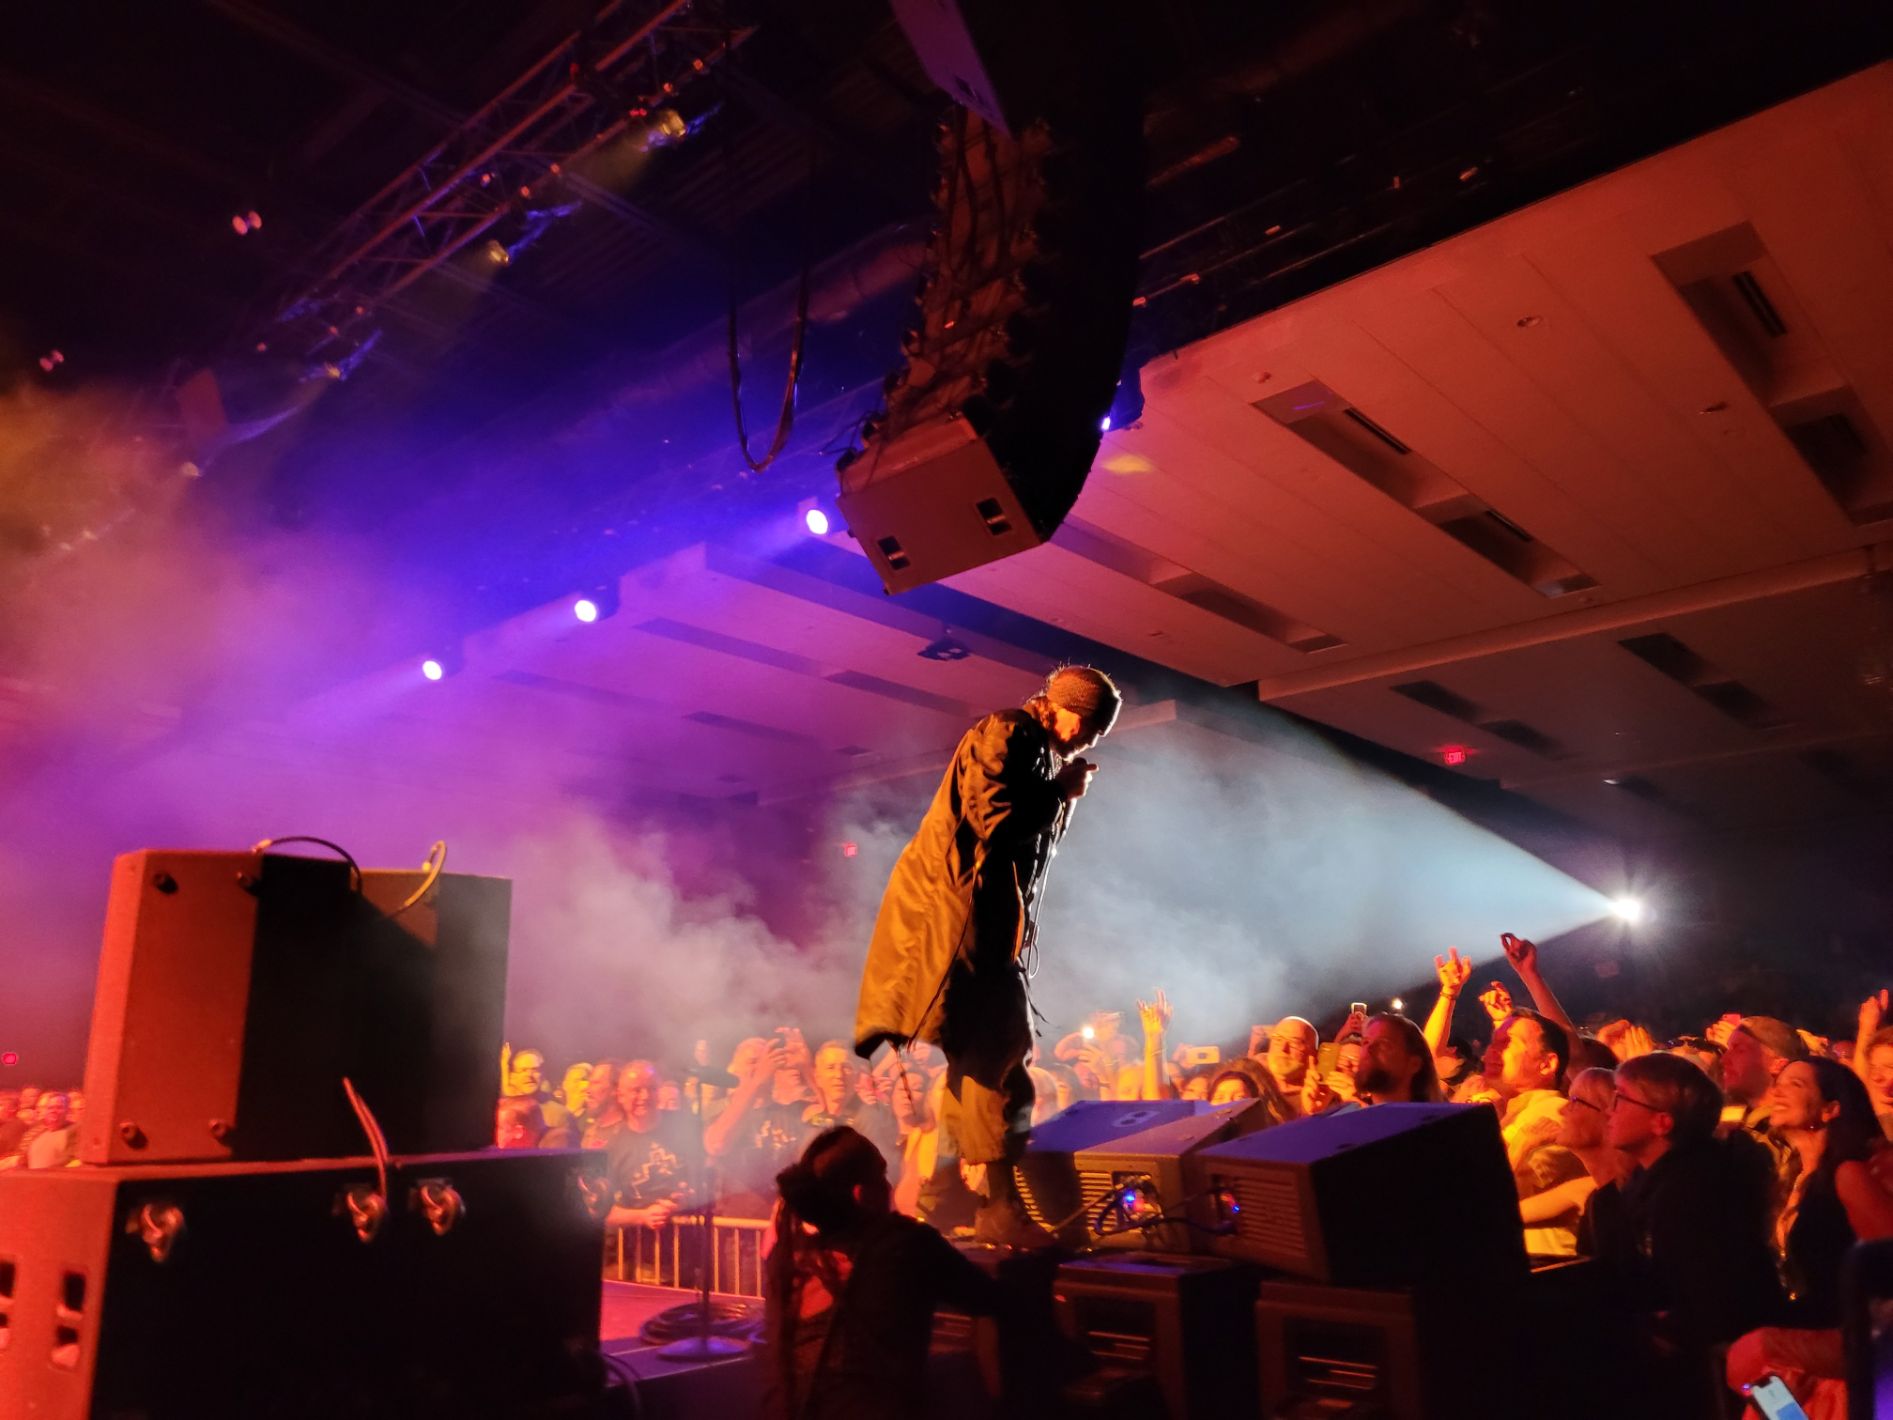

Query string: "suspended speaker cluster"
[[837, 76, 1143, 593]]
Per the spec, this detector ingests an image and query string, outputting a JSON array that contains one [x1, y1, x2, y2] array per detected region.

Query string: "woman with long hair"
[[1205, 1057, 1293, 1125], [1725, 1057, 1893, 1417], [765, 1127, 1002, 1420]]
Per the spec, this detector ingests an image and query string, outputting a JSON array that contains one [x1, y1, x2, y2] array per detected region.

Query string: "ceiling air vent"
[[1340, 407, 1411, 455], [1800, 748, 1883, 802], [1729, 269, 1788, 338], [1390, 680, 1480, 720], [1479, 719, 1565, 758], [1605, 775, 1670, 806], [1390, 680, 1566, 759], [1256, 380, 1598, 597], [1615, 632, 1702, 682], [1659, 223, 1893, 526], [1618, 632, 1785, 731], [1051, 517, 1346, 657]]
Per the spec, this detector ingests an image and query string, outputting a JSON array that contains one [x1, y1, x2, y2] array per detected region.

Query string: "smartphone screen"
[[1316, 1042, 1339, 1075], [1744, 1376, 1810, 1420]]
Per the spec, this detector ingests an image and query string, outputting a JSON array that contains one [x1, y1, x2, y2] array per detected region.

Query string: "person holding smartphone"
[[853, 665, 1122, 1247], [1723, 1060, 1893, 1416]]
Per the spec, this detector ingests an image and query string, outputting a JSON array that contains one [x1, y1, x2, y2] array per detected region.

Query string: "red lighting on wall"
[[1441, 746, 1469, 766]]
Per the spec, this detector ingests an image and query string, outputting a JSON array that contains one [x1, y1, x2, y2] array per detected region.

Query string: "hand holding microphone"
[[1056, 757, 1099, 801]]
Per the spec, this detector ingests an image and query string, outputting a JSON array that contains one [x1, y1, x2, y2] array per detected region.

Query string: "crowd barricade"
[[607, 1215, 773, 1297]]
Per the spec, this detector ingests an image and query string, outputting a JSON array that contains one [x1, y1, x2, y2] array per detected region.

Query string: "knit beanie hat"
[[1737, 1016, 1809, 1063], [1043, 665, 1123, 737]]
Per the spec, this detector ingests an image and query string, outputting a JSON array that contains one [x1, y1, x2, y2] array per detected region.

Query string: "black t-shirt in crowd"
[[727, 1100, 820, 1201], [605, 1112, 696, 1209]]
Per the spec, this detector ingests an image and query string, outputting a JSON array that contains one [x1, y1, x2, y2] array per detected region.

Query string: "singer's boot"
[[971, 1160, 1058, 1250], [917, 1156, 978, 1233]]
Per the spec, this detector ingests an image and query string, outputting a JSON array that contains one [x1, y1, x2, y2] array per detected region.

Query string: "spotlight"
[[420, 646, 464, 682], [571, 583, 620, 624], [1390, 997, 1405, 1013], [484, 239, 512, 266], [804, 507, 831, 536], [1609, 896, 1646, 925], [1103, 364, 1145, 434]]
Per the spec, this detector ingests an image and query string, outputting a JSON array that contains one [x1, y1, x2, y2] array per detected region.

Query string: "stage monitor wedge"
[[1192, 1104, 1528, 1288], [1018, 1098, 1277, 1250]]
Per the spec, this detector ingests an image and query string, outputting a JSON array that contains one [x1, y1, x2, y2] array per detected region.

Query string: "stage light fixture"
[[484, 239, 512, 266], [571, 583, 620, 624], [918, 633, 972, 662], [1441, 745, 1469, 766], [1103, 366, 1146, 434], [804, 507, 831, 536], [1390, 997, 1405, 1013], [420, 645, 465, 682], [1609, 896, 1646, 924]]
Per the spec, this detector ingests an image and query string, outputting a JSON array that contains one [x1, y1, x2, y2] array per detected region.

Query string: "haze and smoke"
[[824, 710, 1608, 1051], [1, 379, 1606, 1091]]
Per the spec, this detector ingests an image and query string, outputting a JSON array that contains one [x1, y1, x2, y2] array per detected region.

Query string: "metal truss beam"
[[242, 0, 747, 364]]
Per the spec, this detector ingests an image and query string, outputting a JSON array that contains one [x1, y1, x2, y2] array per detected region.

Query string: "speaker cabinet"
[[1057, 1252, 1260, 1419], [0, 1150, 605, 1420], [81, 849, 511, 1165]]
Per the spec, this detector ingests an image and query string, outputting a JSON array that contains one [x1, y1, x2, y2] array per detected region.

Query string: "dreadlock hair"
[[766, 1126, 890, 1413]]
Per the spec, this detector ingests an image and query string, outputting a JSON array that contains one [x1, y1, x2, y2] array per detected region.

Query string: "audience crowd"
[[11, 925, 1889, 1412], [0, 1086, 81, 1171], [495, 933, 1893, 1418]]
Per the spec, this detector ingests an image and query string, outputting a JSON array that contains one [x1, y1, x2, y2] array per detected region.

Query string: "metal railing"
[[608, 1216, 772, 1297]]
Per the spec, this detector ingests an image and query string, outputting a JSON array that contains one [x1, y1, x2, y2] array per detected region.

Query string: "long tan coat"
[[852, 710, 1065, 1085]]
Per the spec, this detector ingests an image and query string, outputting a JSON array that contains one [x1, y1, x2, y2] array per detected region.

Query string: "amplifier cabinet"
[[0, 1149, 605, 1420]]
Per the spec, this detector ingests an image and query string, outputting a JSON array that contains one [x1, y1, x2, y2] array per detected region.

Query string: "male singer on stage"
[[854, 665, 1122, 1247]]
